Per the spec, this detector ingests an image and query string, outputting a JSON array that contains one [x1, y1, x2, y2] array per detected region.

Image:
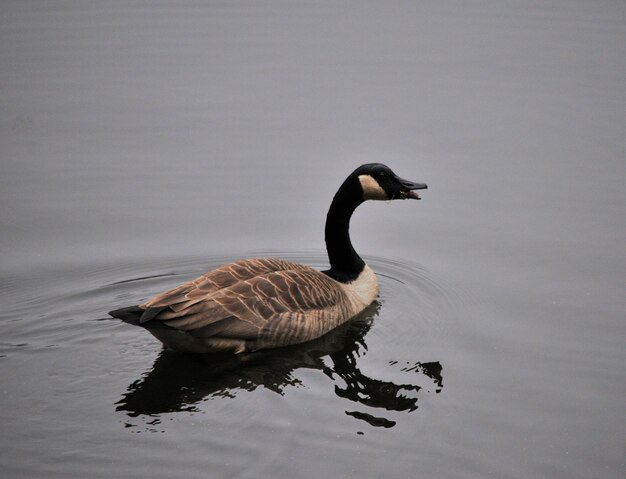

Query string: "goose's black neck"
[[323, 176, 365, 283]]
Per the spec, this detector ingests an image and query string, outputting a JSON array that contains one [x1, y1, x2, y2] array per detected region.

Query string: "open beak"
[[397, 176, 428, 200]]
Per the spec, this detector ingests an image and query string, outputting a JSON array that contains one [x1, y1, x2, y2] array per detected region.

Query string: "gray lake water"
[[1, 1, 625, 478]]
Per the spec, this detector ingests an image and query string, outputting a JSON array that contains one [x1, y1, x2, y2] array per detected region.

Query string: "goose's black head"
[[353, 163, 427, 201]]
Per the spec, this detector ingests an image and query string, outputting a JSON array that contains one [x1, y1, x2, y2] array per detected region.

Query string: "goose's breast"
[[340, 265, 379, 312]]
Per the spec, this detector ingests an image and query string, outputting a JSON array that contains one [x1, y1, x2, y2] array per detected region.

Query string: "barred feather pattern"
[[139, 258, 379, 352]]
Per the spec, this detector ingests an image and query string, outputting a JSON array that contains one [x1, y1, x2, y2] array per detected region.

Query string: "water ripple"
[[1, 250, 455, 430], [100, 250, 454, 430]]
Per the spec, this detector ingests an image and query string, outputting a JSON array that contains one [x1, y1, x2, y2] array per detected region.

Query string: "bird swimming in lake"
[[109, 163, 427, 354]]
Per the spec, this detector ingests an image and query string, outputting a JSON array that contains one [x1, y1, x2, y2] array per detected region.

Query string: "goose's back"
[[142, 258, 307, 309]]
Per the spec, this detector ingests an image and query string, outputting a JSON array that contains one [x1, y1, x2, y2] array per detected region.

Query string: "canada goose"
[[109, 163, 427, 354]]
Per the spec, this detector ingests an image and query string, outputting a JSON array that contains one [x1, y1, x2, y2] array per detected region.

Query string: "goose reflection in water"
[[116, 302, 443, 428]]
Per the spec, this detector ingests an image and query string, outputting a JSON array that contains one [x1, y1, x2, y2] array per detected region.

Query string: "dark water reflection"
[[117, 303, 443, 428]]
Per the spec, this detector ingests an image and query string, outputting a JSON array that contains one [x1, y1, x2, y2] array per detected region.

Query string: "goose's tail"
[[108, 305, 144, 325]]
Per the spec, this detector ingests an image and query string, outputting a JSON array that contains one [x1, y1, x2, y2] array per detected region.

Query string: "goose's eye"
[[379, 171, 387, 178]]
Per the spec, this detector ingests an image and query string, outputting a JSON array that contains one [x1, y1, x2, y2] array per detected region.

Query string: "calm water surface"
[[1, 1, 625, 478]]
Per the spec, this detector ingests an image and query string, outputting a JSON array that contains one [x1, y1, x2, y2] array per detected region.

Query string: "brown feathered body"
[[109, 163, 427, 354], [128, 258, 378, 353]]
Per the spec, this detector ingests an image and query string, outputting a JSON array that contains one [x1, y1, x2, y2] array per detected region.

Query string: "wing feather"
[[141, 258, 308, 308], [137, 258, 355, 347]]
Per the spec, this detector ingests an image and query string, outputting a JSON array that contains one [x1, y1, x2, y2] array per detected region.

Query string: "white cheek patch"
[[358, 174, 388, 200]]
